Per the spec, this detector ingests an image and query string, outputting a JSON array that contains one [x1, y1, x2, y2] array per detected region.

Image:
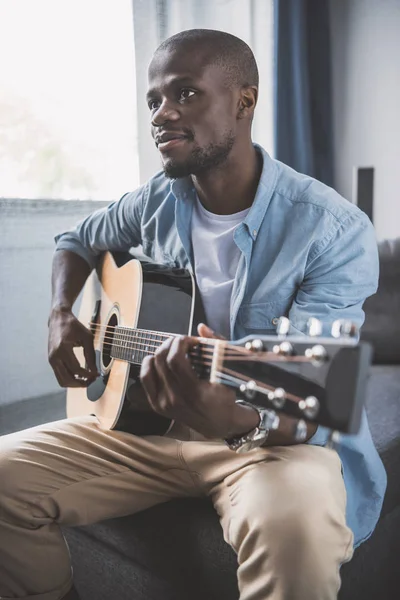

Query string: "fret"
[[156, 333, 163, 350], [123, 327, 130, 362], [118, 326, 122, 360], [150, 331, 160, 352], [118, 326, 122, 361], [143, 331, 151, 361], [124, 326, 130, 362], [111, 326, 118, 360], [138, 330, 146, 364], [132, 330, 140, 364], [110, 326, 175, 365]]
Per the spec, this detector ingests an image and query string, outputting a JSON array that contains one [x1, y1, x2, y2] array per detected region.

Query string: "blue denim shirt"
[[55, 144, 387, 548]]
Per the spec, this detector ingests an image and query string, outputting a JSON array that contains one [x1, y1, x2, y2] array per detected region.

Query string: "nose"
[[151, 99, 180, 128]]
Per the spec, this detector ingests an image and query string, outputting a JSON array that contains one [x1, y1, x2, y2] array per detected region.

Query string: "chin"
[[162, 159, 193, 179]]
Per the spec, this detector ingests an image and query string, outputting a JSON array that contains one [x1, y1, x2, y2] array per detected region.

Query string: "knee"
[[0, 440, 37, 521], [244, 494, 352, 580]]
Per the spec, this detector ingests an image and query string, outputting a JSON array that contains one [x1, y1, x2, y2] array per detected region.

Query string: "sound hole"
[[102, 312, 118, 369]]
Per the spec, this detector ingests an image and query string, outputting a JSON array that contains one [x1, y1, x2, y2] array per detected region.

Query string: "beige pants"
[[0, 416, 353, 600]]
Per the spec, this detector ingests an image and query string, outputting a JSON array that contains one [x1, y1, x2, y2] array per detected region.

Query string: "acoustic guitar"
[[66, 251, 372, 438]]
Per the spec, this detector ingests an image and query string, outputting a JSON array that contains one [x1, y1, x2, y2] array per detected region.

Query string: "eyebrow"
[[146, 76, 198, 101]]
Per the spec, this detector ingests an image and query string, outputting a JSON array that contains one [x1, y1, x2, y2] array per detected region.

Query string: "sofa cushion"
[[365, 365, 400, 515], [361, 237, 400, 364], [64, 500, 400, 600], [65, 498, 239, 600]]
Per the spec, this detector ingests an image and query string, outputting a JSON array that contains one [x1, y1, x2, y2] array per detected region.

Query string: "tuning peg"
[[268, 387, 286, 409], [304, 344, 327, 364], [272, 341, 293, 357], [276, 316, 290, 336], [331, 320, 359, 339], [245, 339, 264, 352], [298, 396, 320, 419], [239, 380, 257, 400], [294, 419, 308, 442], [307, 317, 322, 337], [263, 410, 280, 431]]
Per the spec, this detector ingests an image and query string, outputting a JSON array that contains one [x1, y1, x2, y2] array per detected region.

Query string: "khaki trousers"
[[0, 416, 353, 600]]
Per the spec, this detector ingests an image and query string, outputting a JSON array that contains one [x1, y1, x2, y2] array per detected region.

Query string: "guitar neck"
[[108, 325, 213, 378]]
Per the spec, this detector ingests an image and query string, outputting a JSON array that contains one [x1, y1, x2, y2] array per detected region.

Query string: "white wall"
[[330, 0, 400, 241], [0, 200, 108, 405]]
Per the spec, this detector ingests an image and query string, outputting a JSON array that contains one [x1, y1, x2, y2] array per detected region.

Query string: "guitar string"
[[220, 366, 304, 404], [87, 333, 312, 364], [88, 322, 278, 358], [89, 321, 175, 339], [87, 323, 299, 360], [214, 372, 308, 420], [87, 323, 244, 357], [88, 322, 291, 359], [88, 322, 315, 360]]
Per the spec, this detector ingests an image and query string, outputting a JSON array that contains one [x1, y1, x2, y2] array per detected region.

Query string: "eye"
[[148, 99, 160, 111], [179, 88, 196, 102]]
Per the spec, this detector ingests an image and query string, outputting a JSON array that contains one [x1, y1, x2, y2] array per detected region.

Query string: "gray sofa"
[[2, 238, 400, 599]]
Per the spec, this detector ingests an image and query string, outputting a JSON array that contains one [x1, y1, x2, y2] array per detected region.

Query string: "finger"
[[140, 355, 159, 404], [66, 349, 98, 381], [53, 362, 84, 388], [164, 336, 199, 384], [78, 325, 98, 374], [197, 323, 226, 340]]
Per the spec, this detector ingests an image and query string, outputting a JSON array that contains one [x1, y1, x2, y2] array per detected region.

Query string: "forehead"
[[147, 47, 227, 94]]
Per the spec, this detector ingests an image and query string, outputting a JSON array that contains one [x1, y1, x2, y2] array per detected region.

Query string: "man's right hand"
[[48, 307, 99, 388]]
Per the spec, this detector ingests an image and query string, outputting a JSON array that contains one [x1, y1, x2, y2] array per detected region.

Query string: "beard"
[[162, 131, 235, 179]]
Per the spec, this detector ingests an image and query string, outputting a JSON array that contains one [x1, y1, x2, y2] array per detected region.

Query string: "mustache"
[[153, 128, 195, 142]]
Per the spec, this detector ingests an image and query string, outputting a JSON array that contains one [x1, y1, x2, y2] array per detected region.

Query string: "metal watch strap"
[[224, 400, 279, 453]]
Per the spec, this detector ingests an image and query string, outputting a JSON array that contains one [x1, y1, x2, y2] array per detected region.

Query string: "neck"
[[192, 141, 262, 215], [108, 323, 216, 378]]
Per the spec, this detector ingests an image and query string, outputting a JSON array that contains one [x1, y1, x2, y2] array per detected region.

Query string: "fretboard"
[[109, 325, 212, 379], [110, 326, 169, 364]]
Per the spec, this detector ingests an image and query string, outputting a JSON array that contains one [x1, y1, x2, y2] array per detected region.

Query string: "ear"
[[237, 86, 258, 119]]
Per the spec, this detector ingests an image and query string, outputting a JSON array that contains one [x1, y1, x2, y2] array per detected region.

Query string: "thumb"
[[197, 322, 226, 340], [78, 323, 98, 374]]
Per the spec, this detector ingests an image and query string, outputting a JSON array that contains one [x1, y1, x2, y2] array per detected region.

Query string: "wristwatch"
[[224, 400, 280, 453]]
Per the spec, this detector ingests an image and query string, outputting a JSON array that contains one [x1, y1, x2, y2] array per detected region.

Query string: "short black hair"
[[155, 29, 259, 89]]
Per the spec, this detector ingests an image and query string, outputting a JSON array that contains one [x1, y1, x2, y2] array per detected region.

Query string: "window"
[[0, 0, 139, 201]]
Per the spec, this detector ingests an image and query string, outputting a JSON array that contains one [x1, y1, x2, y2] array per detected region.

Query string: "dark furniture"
[[3, 238, 400, 599]]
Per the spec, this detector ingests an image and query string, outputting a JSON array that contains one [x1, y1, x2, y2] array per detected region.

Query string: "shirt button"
[[253, 229, 257, 237], [272, 317, 279, 325]]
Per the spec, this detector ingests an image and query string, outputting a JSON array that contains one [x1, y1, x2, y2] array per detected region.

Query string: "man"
[[0, 29, 386, 600]]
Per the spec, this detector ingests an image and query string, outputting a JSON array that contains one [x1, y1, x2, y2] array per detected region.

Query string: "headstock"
[[200, 318, 372, 439]]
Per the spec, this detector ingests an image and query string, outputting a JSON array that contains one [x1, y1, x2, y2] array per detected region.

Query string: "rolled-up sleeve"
[[54, 186, 146, 270]]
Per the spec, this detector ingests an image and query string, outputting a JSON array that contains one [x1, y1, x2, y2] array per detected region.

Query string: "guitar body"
[[66, 251, 204, 435]]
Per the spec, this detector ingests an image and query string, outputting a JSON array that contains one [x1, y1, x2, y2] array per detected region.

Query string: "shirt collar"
[[170, 143, 279, 240]]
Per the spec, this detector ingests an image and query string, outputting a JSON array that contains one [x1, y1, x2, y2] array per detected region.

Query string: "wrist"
[[228, 403, 260, 438], [50, 303, 73, 314], [48, 304, 73, 327]]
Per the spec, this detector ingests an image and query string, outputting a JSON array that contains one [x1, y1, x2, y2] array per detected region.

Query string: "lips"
[[156, 132, 188, 144], [155, 131, 190, 152]]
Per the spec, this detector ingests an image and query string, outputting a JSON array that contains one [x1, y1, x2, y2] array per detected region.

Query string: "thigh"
[[0, 415, 200, 527], [210, 444, 352, 557]]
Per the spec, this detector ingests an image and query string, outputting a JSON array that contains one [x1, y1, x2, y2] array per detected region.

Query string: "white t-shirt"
[[191, 196, 250, 339]]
